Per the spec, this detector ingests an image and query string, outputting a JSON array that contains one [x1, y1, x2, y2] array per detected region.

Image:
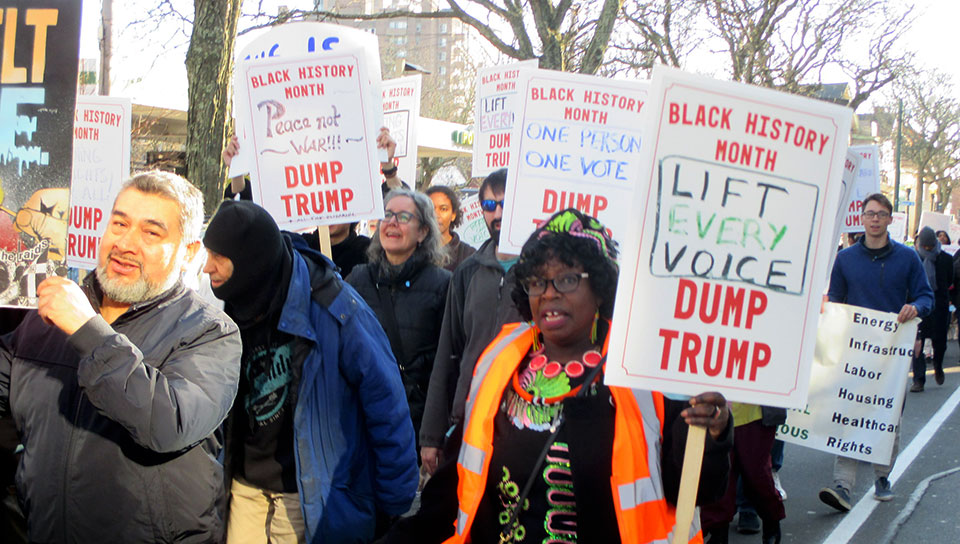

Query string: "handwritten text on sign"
[[605, 66, 852, 408], [243, 51, 381, 228], [499, 71, 648, 254], [472, 60, 538, 177]]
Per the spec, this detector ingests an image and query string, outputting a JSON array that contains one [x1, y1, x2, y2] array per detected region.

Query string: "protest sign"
[[0, 0, 81, 307], [838, 145, 880, 233], [232, 22, 383, 179], [453, 193, 488, 248], [778, 303, 915, 464], [381, 75, 421, 185], [889, 212, 907, 243], [824, 150, 862, 277], [472, 60, 538, 177], [67, 96, 131, 270], [606, 65, 853, 408], [918, 210, 951, 235], [236, 49, 383, 229], [498, 70, 648, 254]]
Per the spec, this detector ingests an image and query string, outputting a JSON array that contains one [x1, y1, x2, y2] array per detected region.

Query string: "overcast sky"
[[78, 0, 959, 111]]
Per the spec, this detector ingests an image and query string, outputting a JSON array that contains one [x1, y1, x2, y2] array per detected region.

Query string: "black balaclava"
[[203, 200, 289, 327]]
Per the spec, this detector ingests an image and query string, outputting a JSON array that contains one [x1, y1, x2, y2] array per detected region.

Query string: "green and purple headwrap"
[[536, 209, 618, 264]]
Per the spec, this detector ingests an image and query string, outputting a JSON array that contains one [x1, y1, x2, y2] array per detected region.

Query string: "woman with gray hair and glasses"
[[347, 189, 452, 445]]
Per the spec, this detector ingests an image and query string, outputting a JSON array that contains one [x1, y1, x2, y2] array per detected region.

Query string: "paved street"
[[729, 337, 960, 543]]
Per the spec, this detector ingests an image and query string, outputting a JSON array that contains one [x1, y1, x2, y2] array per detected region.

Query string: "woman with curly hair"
[[426, 186, 476, 271]]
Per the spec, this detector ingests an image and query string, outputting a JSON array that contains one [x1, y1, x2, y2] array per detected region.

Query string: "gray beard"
[[95, 263, 177, 304]]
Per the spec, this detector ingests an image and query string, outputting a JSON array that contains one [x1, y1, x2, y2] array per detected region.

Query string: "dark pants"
[[913, 331, 947, 386], [701, 421, 785, 530]]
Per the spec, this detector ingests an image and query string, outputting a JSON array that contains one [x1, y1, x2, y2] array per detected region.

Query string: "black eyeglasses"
[[383, 210, 416, 224], [480, 199, 505, 212], [522, 272, 589, 296], [862, 211, 891, 219]]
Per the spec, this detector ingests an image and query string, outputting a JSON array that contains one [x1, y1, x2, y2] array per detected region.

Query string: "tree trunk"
[[185, 0, 242, 215], [99, 0, 112, 95]]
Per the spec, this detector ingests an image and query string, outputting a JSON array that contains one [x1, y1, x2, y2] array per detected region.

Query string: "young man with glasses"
[[818, 192, 933, 511]]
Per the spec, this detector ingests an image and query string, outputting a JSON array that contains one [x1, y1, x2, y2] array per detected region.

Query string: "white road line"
[[826, 384, 960, 543]]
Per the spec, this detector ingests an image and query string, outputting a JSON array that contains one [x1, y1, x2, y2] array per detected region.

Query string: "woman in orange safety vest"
[[440, 209, 733, 544]]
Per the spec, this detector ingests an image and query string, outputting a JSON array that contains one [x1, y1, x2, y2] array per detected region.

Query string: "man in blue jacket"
[[203, 200, 418, 544], [819, 192, 933, 512]]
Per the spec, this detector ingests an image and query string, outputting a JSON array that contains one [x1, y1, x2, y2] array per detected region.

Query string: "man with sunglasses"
[[818, 192, 932, 512], [419, 169, 523, 476]]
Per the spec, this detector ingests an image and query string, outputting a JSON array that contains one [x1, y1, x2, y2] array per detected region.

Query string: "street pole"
[[99, 0, 112, 96], [894, 99, 903, 212]]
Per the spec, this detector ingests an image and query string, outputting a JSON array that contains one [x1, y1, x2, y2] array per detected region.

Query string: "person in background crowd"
[[426, 185, 476, 271], [419, 169, 523, 475], [936, 230, 951, 247], [347, 189, 451, 444], [911, 226, 953, 392], [819, 193, 932, 511], [702, 403, 786, 544], [435, 209, 731, 543], [736, 440, 787, 535], [203, 200, 418, 543], [0, 171, 242, 542], [300, 222, 371, 277]]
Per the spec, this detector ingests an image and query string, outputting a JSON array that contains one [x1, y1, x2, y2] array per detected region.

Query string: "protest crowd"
[[0, 14, 953, 544]]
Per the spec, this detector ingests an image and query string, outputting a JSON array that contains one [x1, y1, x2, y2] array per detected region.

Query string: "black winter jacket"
[[0, 278, 241, 543], [347, 256, 450, 438]]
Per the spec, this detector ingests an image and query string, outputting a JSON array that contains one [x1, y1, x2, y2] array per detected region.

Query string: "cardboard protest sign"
[[472, 60, 539, 177], [918, 210, 951, 235], [381, 75, 421, 185], [778, 303, 915, 464], [67, 96, 131, 270], [453, 193, 488, 248], [606, 65, 853, 408], [232, 22, 383, 178], [236, 49, 383, 229], [0, 0, 81, 307], [838, 145, 880, 233], [889, 212, 907, 243], [498, 70, 648, 254]]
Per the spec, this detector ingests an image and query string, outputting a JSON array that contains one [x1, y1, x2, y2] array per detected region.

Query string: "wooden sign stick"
[[318, 225, 332, 259], [671, 424, 706, 544]]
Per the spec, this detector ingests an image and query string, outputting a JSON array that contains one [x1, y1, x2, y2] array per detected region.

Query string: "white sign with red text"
[[382, 75, 421, 186], [237, 49, 383, 228], [472, 60, 539, 177], [889, 212, 907, 243], [839, 145, 880, 233], [605, 65, 853, 409], [453, 194, 489, 248], [67, 96, 131, 269], [498, 70, 648, 254]]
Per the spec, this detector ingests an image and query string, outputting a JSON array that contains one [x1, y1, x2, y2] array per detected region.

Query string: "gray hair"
[[368, 189, 448, 267], [118, 170, 204, 244]]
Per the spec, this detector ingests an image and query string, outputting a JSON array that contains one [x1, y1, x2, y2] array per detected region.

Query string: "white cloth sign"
[[235, 49, 384, 228], [67, 96, 132, 269], [605, 65, 853, 408], [498, 70, 649, 253], [472, 60, 539, 178], [778, 302, 916, 464]]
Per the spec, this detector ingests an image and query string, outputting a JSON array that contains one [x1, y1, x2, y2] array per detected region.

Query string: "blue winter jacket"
[[828, 235, 934, 316], [279, 239, 418, 543]]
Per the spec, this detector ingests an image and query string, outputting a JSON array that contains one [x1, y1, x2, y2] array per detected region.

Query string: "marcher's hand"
[[421, 446, 441, 475], [681, 392, 729, 440], [897, 304, 918, 323], [222, 135, 239, 167], [37, 277, 96, 335], [376, 127, 397, 167]]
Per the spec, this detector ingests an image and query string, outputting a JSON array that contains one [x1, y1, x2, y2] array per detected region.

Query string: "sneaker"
[[935, 366, 945, 385], [910, 382, 924, 392], [736, 510, 760, 534], [874, 477, 893, 501], [819, 485, 851, 512], [772, 470, 787, 500]]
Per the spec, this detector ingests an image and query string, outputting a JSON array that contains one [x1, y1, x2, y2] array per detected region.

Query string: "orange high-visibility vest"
[[445, 322, 704, 544]]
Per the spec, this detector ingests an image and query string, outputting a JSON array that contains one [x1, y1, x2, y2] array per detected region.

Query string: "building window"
[[439, 51, 446, 61], [396, 50, 407, 58], [389, 20, 408, 29], [440, 23, 448, 33], [439, 66, 447, 76], [416, 23, 422, 33], [439, 38, 447, 47]]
